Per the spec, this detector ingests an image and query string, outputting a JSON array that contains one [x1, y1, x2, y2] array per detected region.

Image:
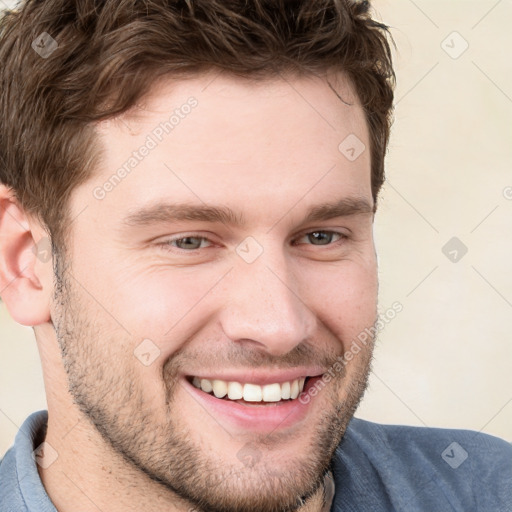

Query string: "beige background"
[[1, 0, 511, 459]]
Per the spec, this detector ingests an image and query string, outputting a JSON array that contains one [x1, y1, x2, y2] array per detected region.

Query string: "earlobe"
[[0, 185, 52, 326]]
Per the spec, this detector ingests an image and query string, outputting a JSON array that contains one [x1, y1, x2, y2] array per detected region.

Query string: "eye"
[[293, 230, 347, 246], [160, 235, 212, 251], [157, 230, 348, 254]]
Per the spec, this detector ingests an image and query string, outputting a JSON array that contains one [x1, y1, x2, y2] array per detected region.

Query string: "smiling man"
[[0, 1, 510, 512]]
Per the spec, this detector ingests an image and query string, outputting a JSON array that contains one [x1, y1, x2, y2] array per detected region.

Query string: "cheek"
[[304, 260, 378, 347], [108, 264, 227, 344], [94, 248, 376, 358]]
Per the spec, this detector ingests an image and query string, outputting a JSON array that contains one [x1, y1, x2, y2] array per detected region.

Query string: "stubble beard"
[[50, 251, 375, 512]]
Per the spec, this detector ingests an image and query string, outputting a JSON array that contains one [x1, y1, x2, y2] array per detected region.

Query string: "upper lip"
[[185, 367, 326, 386]]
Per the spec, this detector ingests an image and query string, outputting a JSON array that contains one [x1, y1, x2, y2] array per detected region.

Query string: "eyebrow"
[[121, 196, 375, 229]]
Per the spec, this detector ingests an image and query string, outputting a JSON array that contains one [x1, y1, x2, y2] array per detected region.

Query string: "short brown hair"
[[0, 0, 395, 254]]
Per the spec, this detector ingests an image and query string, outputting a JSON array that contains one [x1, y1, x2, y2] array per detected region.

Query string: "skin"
[[0, 71, 378, 512]]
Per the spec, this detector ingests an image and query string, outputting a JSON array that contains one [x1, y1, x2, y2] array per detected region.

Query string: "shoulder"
[[330, 417, 512, 512], [346, 416, 512, 467], [0, 410, 50, 512], [0, 443, 28, 512]]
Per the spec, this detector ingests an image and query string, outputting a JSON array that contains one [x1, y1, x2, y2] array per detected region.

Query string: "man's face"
[[50, 72, 378, 512]]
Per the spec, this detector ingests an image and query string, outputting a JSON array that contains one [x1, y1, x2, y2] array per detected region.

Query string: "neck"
[[38, 412, 193, 512], [38, 411, 334, 512], [298, 470, 335, 512]]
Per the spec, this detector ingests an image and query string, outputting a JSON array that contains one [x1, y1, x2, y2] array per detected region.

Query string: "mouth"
[[183, 373, 325, 431], [186, 375, 317, 406]]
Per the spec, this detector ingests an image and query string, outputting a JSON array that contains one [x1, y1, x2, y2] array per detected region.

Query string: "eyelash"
[[157, 230, 349, 253]]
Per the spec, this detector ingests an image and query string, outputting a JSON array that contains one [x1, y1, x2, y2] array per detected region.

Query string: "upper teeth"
[[191, 377, 306, 402]]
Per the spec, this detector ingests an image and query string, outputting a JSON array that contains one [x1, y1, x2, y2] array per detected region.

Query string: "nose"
[[218, 248, 317, 356]]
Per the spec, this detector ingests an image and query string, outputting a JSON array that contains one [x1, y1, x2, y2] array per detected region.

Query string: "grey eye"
[[299, 231, 342, 246], [173, 236, 207, 250]]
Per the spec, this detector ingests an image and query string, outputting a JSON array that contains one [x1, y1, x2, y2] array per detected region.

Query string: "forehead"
[[81, 71, 371, 228]]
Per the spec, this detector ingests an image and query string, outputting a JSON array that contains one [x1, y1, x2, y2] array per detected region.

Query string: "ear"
[[0, 184, 53, 326]]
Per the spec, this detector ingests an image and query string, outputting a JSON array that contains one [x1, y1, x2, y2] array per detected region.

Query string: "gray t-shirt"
[[1, 410, 511, 511]]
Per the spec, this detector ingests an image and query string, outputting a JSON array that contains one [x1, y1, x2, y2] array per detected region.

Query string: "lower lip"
[[182, 376, 323, 433]]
